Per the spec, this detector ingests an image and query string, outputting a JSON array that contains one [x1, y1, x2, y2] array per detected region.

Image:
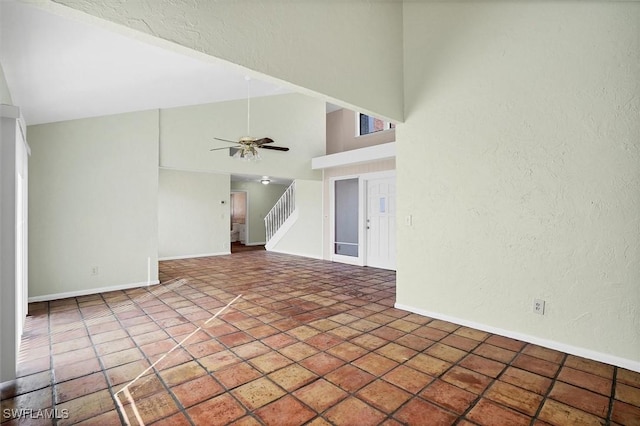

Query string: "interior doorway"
[[230, 191, 248, 251]]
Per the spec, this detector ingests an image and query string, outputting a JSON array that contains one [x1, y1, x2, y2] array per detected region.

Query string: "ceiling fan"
[[210, 77, 290, 160]]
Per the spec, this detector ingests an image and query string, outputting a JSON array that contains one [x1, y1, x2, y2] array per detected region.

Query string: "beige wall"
[[26, 92, 325, 299], [326, 108, 395, 155], [269, 179, 323, 259], [159, 169, 230, 259], [28, 110, 159, 299], [159, 94, 324, 181], [399, 2, 640, 368]]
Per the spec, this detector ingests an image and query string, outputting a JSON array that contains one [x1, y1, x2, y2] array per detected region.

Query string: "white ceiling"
[[231, 174, 292, 186], [0, 0, 294, 125]]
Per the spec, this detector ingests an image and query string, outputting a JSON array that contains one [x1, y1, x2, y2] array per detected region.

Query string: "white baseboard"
[[395, 302, 640, 374], [266, 248, 323, 261], [245, 242, 266, 246], [159, 251, 230, 261], [29, 280, 161, 303]]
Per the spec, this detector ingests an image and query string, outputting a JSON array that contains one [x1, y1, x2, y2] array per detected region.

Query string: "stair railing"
[[265, 181, 296, 243]]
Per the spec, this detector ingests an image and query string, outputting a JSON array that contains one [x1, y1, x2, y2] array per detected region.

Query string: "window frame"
[[356, 113, 395, 137]]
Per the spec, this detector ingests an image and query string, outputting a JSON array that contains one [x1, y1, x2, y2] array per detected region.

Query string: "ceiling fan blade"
[[260, 145, 289, 151], [214, 137, 240, 144], [210, 146, 237, 151], [253, 138, 274, 146]]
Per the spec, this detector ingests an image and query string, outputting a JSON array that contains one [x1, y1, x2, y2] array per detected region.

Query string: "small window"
[[358, 113, 394, 136]]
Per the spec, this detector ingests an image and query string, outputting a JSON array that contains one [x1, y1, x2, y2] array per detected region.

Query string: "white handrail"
[[265, 181, 296, 243]]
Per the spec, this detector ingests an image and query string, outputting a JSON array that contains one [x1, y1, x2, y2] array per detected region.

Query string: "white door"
[[366, 176, 396, 270]]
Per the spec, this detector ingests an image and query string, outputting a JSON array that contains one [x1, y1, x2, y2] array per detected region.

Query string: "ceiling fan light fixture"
[[232, 145, 261, 161], [211, 78, 289, 159]]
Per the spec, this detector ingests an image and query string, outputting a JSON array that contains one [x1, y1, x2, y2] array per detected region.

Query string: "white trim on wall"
[[159, 252, 230, 261], [312, 142, 395, 170], [267, 249, 323, 260], [28, 280, 161, 303], [395, 302, 640, 374]]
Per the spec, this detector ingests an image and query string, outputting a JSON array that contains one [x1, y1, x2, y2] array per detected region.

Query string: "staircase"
[[265, 181, 297, 250]]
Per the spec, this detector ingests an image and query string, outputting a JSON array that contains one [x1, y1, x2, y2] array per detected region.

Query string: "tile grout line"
[[48, 301, 57, 426], [118, 289, 242, 425], [227, 290, 404, 424], [452, 336, 532, 424], [420, 330, 494, 425], [221, 304, 319, 425], [371, 319, 462, 423], [131, 277, 209, 426], [170, 262, 484, 424], [17, 277, 190, 378], [233, 294, 490, 422], [216, 295, 310, 426], [188, 277, 397, 424], [530, 352, 568, 425], [168, 277, 243, 426], [309, 325, 397, 422], [90, 292, 136, 426], [606, 366, 617, 425], [110, 278, 210, 426], [322, 318, 466, 424], [84, 285, 182, 425], [49, 299, 96, 423]]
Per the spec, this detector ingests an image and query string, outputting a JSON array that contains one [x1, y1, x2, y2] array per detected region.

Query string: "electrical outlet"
[[91, 266, 99, 276], [533, 299, 545, 315]]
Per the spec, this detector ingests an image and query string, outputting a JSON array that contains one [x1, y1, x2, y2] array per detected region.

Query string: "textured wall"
[[51, 0, 404, 122], [399, 2, 640, 366]]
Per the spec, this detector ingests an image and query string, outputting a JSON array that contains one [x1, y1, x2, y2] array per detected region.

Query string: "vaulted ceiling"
[[0, 0, 293, 125]]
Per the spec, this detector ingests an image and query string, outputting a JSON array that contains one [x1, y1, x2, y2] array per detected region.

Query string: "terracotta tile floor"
[[2, 251, 640, 425]]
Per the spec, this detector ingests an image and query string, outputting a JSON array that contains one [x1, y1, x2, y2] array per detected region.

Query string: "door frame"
[[230, 190, 249, 245], [1, 107, 29, 382], [329, 174, 364, 266], [329, 170, 396, 268]]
